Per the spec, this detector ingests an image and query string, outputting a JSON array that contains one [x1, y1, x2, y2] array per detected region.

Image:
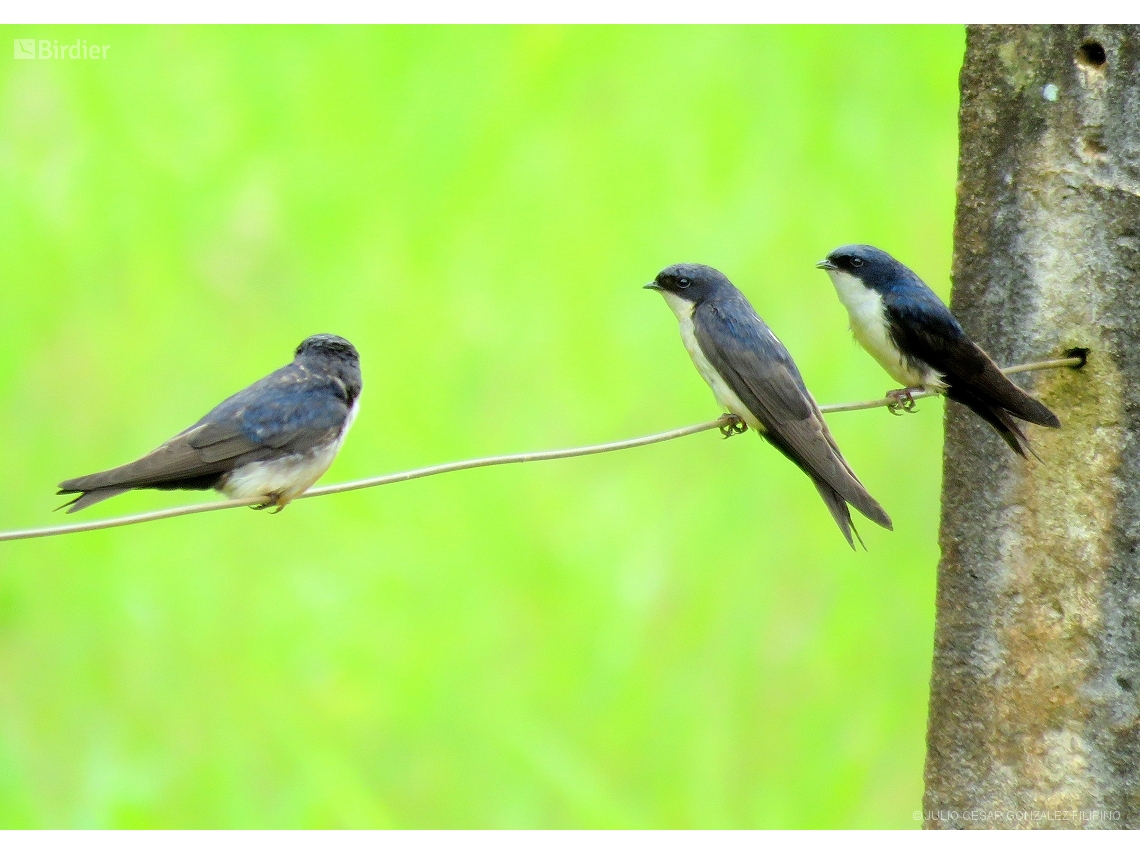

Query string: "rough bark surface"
[[924, 25, 1140, 830]]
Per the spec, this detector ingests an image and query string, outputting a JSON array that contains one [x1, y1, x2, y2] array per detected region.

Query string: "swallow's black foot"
[[719, 414, 748, 437], [886, 388, 921, 415]]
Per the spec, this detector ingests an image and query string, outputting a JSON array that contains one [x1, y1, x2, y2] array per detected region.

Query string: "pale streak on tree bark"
[[923, 25, 1140, 829]]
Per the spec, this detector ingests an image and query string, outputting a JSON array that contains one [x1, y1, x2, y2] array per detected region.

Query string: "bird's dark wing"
[[58, 364, 350, 500], [882, 286, 1059, 429], [187, 364, 350, 461], [57, 427, 237, 495], [692, 298, 891, 545]]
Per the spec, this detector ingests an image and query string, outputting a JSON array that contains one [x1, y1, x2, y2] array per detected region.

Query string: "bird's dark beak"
[[815, 259, 837, 271], [644, 282, 663, 291]]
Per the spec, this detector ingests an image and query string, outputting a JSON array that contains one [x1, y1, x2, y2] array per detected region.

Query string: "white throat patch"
[[659, 289, 696, 322], [656, 292, 758, 429], [823, 269, 935, 389]]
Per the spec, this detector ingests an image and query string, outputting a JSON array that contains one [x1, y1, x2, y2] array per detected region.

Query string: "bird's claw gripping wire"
[[886, 388, 920, 415], [719, 414, 748, 437]]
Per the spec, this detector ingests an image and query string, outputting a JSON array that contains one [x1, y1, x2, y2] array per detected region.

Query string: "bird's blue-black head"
[[644, 262, 735, 304], [296, 334, 358, 361], [294, 334, 362, 401], [816, 244, 920, 294]]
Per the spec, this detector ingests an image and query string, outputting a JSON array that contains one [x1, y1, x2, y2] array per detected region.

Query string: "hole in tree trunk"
[[1064, 347, 1090, 368], [1078, 42, 1107, 67]]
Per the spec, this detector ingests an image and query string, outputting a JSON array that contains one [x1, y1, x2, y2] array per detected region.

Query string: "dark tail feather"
[[56, 487, 129, 514], [952, 391, 1036, 459], [971, 358, 1061, 428], [804, 463, 892, 548], [995, 381, 1060, 428], [992, 406, 1045, 462], [845, 486, 893, 532], [59, 467, 136, 494], [814, 460, 893, 532], [810, 478, 863, 550]]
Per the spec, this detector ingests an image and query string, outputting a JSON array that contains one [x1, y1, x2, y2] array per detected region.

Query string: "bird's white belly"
[[220, 396, 358, 504], [826, 270, 931, 388], [662, 292, 759, 430], [221, 442, 341, 503]]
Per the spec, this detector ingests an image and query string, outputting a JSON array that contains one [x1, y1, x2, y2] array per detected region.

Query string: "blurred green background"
[[0, 25, 962, 828]]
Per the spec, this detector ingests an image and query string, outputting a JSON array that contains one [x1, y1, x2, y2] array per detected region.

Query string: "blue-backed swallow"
[[58, 334, 362, 513], [816, 245, 1060, 458], [646, 263, 892, 548]]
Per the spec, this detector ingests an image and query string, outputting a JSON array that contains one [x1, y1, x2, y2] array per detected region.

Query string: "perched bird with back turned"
[[646, 263, 892, 549], [816, 245, 1060, 458], [58, 334, 362, 513]]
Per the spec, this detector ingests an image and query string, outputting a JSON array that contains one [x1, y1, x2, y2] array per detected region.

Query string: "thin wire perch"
[[0, 356, 1083, 543]]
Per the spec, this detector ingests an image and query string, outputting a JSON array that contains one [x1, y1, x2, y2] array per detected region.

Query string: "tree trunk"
[[923, 25, 1140, 830]]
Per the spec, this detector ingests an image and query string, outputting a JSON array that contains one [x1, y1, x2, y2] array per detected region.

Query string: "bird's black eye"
[[850, 257, 864, 269], [677, 277, 691, 288]]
